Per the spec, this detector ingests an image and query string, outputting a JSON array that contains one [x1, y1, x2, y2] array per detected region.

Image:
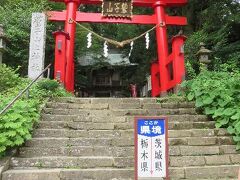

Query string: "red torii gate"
[[48, 0, 187, 96]]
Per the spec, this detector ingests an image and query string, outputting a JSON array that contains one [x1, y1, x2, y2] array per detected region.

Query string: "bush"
[[0, 96, 39, 154], [0, 64, 22, 92], [0, 65, 71, 156], [37, 79, 60, 92], [182, 70, 240, 150]]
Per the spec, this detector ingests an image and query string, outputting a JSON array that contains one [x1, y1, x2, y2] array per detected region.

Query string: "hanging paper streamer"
[[87, 33, 92, 48], [128, 41, 134, 57], [103, 41, 108, 57], [145, 32, 150, 49]]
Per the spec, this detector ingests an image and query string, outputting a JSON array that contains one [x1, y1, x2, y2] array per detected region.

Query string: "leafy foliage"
[[184, 30, 208, 76], [0, 64, 71, 156], [0, 96, 39, 154], [182, 70, 240, 150], [0, 64, 22, 92], [184, 0, 240, 76], [0, 0, 49, 74], [37, 79, 60, 92]]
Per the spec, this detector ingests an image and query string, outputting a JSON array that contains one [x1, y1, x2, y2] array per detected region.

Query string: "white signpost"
[[135, 117, 168, 179], [28, 13, 47, 79]]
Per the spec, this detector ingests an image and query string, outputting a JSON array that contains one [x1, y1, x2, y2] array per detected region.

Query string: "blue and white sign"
[[135, 117, 168, 179]]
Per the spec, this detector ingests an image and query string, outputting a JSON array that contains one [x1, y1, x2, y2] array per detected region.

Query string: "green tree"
[[0, 0, 49, 74], [183, 0, 240, 75]]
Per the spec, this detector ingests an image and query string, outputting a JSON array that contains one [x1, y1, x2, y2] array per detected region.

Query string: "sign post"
[[28, 13, 47, 79], [135, 117, 169, 179]]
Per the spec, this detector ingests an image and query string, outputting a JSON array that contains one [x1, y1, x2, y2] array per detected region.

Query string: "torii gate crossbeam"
[[48, 11, 187, 25]]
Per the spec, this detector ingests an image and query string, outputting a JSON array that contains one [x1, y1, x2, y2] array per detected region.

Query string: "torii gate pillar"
[[154, 1, 168, 96], [64, 0, 80, 92]]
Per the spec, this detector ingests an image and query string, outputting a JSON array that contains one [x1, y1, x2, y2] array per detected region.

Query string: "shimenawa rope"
[[70, 18, 160, 47]]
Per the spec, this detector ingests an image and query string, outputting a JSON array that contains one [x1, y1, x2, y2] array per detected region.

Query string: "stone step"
[[25, 138, 113, 147], [34, 127, 222, 139], [53, 97, 191, 105], [10, 154, 240, 172], [40, 114, 209, 123], [4, 97, 239, 180], [40, 114, 127, 123], [32, 129, 132, 138], [182, 165, 239, 179], [10, 156, 134, 169], [19, 144, 238, 158], [24, 138, 134, 147], [143, 102, 195, 109], [36, 121, 215, 134], [169, 145, 239, 156], [33, 129, 219, 138], [18, 146, 134, 158], [169, 129, 229, 138], [171, 145, 226, 156], [46, 102, 195, 110], [3, 165, 239, 180], [34, 125, 223, 138], [46, 102, 110, 110], [111, 121, 216, 130], [2, 168, 134, 180], [169, 136, 234, 146], [169, 154, 240, 167], [25, 136, 234, 150], [54, 97, 152, 104], [43, 108, 197, 116]]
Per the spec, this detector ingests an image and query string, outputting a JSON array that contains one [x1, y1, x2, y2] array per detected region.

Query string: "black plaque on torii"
[[102, 0, 133, 18]]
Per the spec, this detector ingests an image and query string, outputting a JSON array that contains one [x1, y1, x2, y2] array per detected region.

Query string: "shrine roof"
[[78, 50, 137, 66]]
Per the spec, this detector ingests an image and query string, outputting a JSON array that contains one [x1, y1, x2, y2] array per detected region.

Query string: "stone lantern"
[[0, 24, 7, 64], [196, 42, 212, 70]]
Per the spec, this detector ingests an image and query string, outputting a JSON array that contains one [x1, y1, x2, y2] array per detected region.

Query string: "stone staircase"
[[2, 98, 239, 180]]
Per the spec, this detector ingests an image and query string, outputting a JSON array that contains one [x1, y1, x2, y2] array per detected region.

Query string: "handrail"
[[0, 64, 52, 116]]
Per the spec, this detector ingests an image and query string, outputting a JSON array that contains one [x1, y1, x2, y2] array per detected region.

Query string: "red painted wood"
[[151, 61, 161, 97], [64, 1, 78, 92], [47, 11, 66, 22], [50, 0, 187, 7], [171, 35, 187, 84], [53, 31, 69, 84], [50, 0, 80, 3], [166, 53, 173, 65], [166, 79, 175, 90], [80, 0, 187, 7], [48, 11, 187, 26], [48, 11, 156, 24], [155, 3, 169, 95], [76, 13, 156, 25], [165, 15, 187, 26]]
